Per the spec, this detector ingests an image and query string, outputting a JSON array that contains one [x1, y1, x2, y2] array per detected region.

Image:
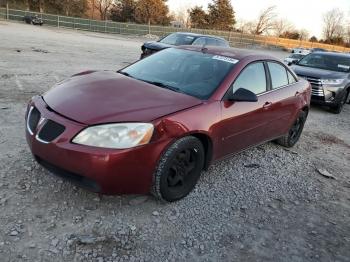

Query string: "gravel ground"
[[0, 22, 349, 262]]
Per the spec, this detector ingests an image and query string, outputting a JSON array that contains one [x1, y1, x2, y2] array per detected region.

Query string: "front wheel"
[[330, 90, 349, 114], [152, 136, 205, 202], [275, 111, 307, 148]]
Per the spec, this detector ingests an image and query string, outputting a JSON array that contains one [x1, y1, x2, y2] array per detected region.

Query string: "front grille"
[[298, 75, 324, 97], [37, 120, 65, 142], [27, 106, 41, 134], [35, 156, 100, 192], [311, 88, 324, 97]]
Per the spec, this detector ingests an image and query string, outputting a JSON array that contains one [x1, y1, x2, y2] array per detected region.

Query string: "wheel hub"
[[167, 149, 196, 188]]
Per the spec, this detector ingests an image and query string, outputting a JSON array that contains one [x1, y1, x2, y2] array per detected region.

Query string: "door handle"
[[263, 102, 272, 109], [295, 91, 301, 97]]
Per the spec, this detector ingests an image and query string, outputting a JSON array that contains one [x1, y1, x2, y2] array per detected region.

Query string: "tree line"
[[1, 0, 350, 46], [1, 0, 172, 24]]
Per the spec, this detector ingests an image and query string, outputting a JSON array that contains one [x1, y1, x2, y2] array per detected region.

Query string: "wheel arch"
[[301, 105, 309, 116], [188, 132, 214, 170]]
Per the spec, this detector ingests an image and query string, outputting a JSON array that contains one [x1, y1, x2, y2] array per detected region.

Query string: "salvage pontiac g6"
[[26, 46, 311, 202]]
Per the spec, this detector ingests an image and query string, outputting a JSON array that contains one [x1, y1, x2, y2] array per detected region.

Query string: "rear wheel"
[[276, 111, 307, 148], [152, 136, 205, 202]]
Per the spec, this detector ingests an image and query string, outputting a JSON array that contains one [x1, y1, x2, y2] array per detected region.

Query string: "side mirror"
[[227, 88, 258, 102]]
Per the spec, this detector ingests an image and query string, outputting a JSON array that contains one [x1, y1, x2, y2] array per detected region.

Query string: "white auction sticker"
[[212, 55, 239, 64]]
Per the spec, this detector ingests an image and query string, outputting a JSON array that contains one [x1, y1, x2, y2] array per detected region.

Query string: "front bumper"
[[311, 95, 339, 106], [25, 96, 169, 194], [310, 85, 346, 107]]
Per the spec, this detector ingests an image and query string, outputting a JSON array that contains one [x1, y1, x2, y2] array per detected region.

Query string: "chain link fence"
[[1, 7, 349, 53]]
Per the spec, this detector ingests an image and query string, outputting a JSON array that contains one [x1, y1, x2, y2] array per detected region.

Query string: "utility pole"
[[6, 1, 9, 20]]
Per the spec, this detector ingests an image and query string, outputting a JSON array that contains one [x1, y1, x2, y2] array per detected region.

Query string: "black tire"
[[152, 136, 205, 202], [276, 111, 307, 148], [330, 90, 349, 114]]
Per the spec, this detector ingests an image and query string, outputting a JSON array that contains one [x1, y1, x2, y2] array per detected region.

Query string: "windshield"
[[120, 48, 237, 99], [297, 53, 350, 73], [159, 33, 196, 46]]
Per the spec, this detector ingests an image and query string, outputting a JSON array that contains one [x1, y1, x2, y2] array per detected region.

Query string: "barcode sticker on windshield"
[[338, 64, 350, 70], [212, 55, 239, 64]]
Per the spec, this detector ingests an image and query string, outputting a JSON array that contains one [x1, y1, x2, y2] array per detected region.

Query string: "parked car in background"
[[140, 32, 229, 59], [311, 48, 327, 53], [26, 46, 311, 202], [23, 15, 43, 26], [284, 53, 306, 65], [291, 47, 310, 55], [292, 52, 350, 113]]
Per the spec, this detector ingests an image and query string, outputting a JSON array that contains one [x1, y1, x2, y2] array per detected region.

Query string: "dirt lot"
[[0, 22, 349, 262]]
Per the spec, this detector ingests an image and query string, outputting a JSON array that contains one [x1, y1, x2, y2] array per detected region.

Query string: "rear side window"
[[232, 62, 267, 95], [268, 62, 289, 89], [192, 37, 206, 46], [205, 38, 218, 46], [216, 39, 229, 47]]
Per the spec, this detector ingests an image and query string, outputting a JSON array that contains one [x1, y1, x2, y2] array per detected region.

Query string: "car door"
[[217, 62, 274, 158], [263, 61, 300, 140]]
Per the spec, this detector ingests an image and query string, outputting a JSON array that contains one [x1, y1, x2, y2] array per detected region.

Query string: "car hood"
[[43, 71, 202, 125], [143, 41, 173, 51], [292, 65, 348, 79]]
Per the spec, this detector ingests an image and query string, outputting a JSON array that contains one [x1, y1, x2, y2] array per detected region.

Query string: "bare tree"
[[253, 6, 277, 35], [24, 0, 29, 10], [174, 6, 190, 28], [345, 24, 350, 45], [298, 29, 309, 41], [38, 0, 44, 12], [235, 19, 255, 34], [323, 8, 344, 40], [94, 0, 114, 20], [273, 18, 294, 37], [91, 0, 95, 19]]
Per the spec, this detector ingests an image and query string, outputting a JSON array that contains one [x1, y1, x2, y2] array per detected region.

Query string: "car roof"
[[175, 45, 278, 61], [312, 51, 350, 58], [172, 32, 228, 42]]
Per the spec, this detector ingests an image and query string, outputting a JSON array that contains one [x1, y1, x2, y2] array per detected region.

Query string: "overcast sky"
[[167, 0, 350, 38]]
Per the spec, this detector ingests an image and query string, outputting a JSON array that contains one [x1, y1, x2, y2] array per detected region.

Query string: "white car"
[[291, 47, 310, 55], [284, 53, 306, 65]]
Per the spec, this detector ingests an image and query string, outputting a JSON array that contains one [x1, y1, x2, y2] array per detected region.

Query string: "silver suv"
[[292, 52, 350, 113]]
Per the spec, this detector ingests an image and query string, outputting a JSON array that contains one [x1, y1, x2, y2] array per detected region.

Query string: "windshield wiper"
[[118, 74, 184, 94], [142, 80, 183, 93]]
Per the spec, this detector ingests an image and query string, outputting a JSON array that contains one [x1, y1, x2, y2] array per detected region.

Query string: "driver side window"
[[231, 62, 267, 95]]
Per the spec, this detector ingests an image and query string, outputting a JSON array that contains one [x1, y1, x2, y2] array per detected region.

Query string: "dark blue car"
[[141, 32, 230, 59]]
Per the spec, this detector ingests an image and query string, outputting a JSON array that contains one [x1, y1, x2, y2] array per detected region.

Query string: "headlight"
[[72, 123, 154, 149], [320, 79, 345, 85]]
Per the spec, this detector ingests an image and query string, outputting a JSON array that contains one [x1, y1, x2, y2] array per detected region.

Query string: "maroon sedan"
[[26, 46, 311, 202]]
